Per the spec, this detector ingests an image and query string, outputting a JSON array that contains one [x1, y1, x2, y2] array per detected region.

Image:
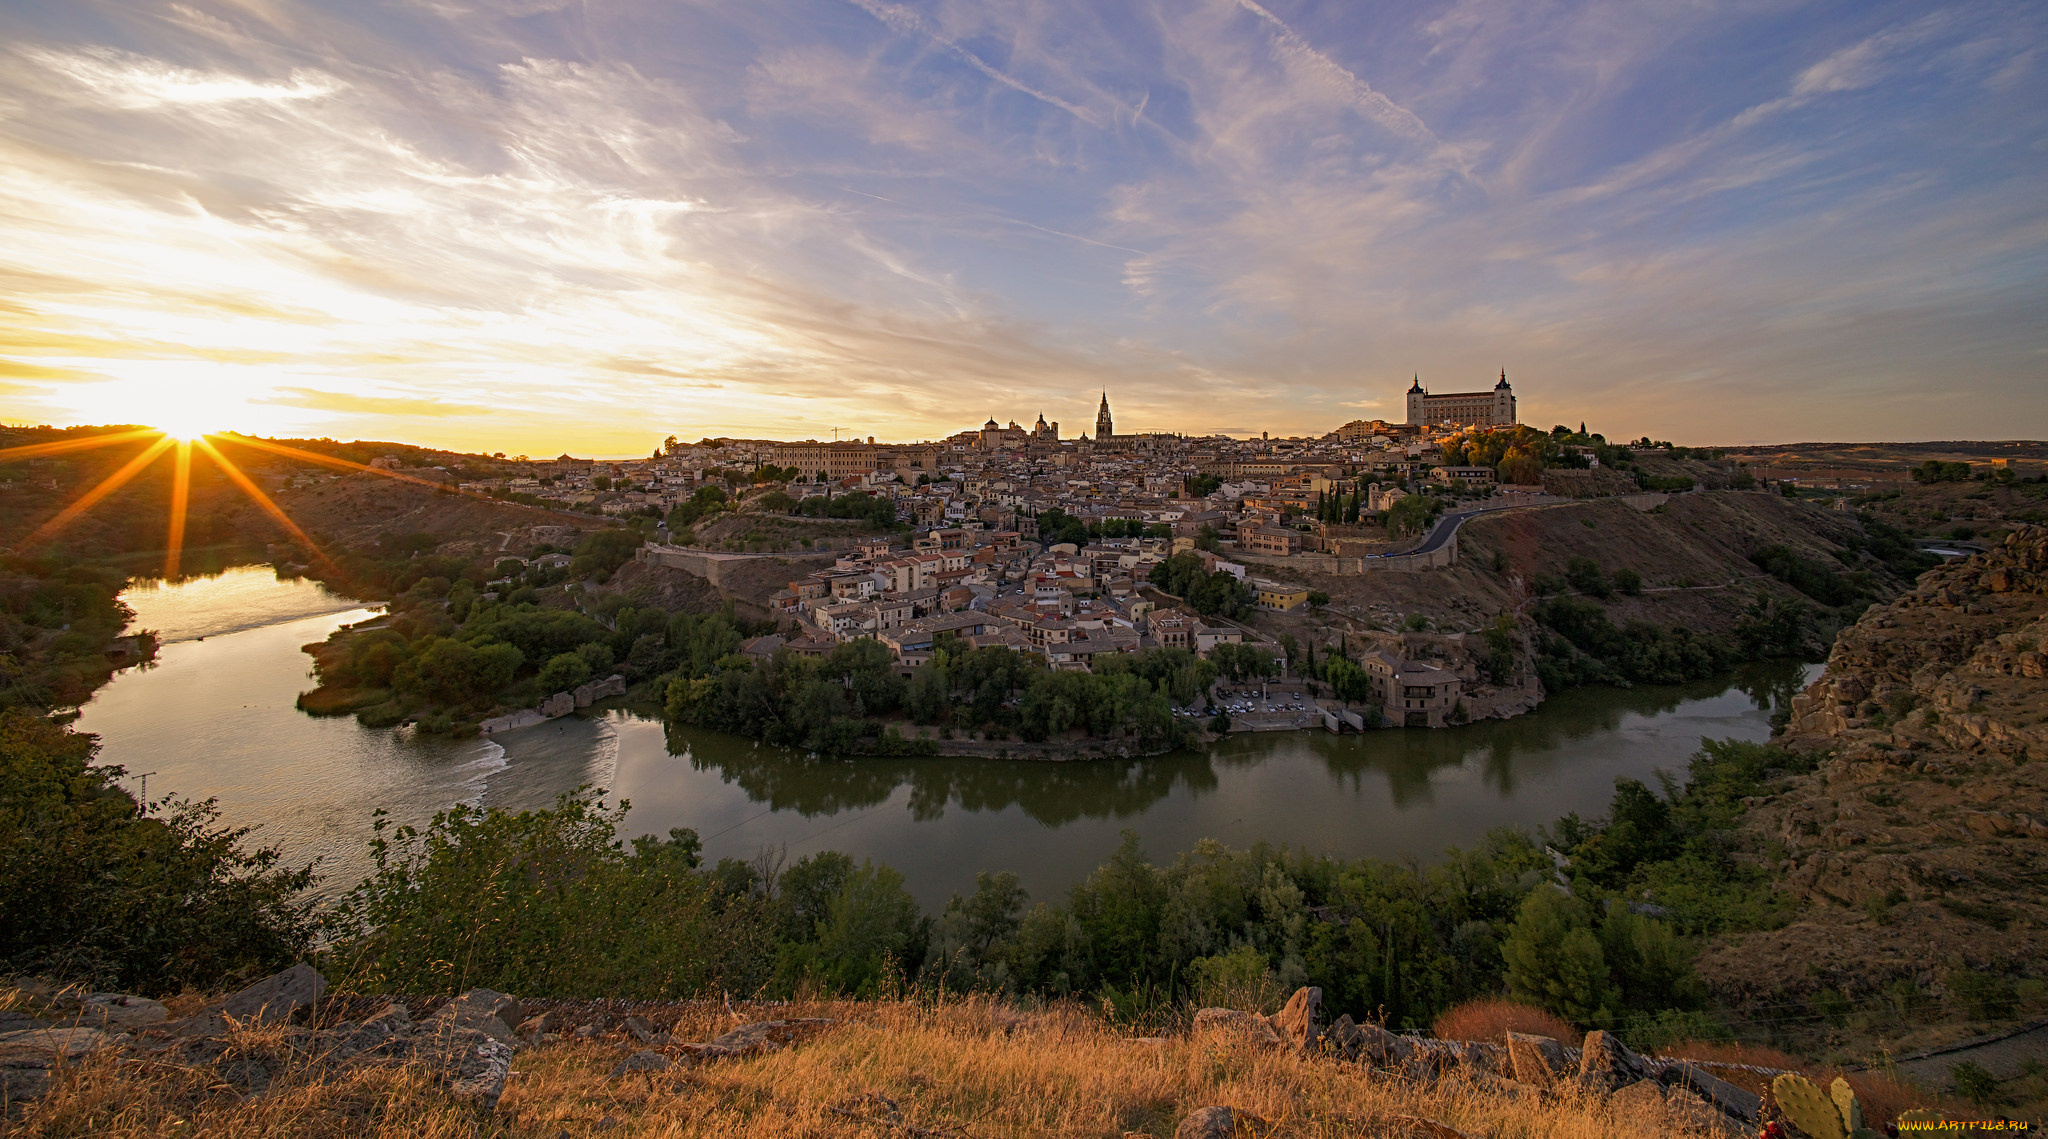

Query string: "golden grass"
[[8, 996, 1726, 1138]]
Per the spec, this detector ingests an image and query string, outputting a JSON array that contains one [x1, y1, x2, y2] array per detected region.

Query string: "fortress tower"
[[1405, 371, 1517, 428]]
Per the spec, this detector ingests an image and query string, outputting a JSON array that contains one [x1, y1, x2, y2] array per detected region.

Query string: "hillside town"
[[437, 374, 1754, 730]]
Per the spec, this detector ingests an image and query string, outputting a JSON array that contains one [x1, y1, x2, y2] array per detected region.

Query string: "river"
[[75, 566, 1813, 909]]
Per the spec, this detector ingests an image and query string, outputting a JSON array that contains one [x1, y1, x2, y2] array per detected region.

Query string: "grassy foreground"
[[12, 996, 1720, 1139]]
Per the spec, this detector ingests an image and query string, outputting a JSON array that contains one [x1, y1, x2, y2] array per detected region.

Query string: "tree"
[[1612, 568, 1643, 596], [1565, 556, 1610, 598], [1501, 887, 1619, 1026], [538, 651, 593, 693], [393, 637, 522, 704], [807, 861, 924, 995], [1, 711, 316, 994], [1384, 495, 1441, 538]]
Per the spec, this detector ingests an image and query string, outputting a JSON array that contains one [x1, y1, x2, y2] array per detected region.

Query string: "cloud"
[[0, 0, 2039, 450], [1228, 0, 1439, 144], [841, 0, 1106, 126], [19, 46, 340, 109], [260, 387, 493, 417]]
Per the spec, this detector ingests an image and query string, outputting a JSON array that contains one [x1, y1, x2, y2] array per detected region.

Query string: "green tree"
[[1, 711, 316, 994], [1384, 495, 1441, 538], [1502, 886, 1619, 1026], [324, 790, 770, 997], [393, 637, 523, 704], [537, 651, 593, 693], [806, 861, 924, 995]]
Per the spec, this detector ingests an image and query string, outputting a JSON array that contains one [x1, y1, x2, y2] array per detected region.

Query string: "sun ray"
[[22, 435, 177, 548], [213, 435, 567, 512], [165, 440, 192, 579], [194, 437, 335, 572], [0, 428, 161, 464]]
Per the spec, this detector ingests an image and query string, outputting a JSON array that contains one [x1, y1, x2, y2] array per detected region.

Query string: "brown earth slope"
[[276, 473, 597, 560], [1698, 527, 2048, 1053], [1255, 491, 1881, 641]]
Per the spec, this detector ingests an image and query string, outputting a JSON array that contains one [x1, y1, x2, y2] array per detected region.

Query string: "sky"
[[0, 0, 2043, 456]]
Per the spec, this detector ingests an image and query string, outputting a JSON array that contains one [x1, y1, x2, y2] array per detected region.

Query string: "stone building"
[[1405, 371, 1517, 428]]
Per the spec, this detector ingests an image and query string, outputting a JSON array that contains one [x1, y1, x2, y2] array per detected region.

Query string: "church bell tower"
[[1095, 392, 1114, 439]]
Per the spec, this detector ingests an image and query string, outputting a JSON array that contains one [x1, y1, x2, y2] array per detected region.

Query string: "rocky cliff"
[[1699, 527, 2048, 1030]]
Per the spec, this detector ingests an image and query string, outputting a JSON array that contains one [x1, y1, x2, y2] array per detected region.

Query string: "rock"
[[516, 1011, 562, 1041], [0, 1011, 46, 1034], [1666, 1061, 1763, 1126], [175, 963, 325, 1034], [449, 1037, 515, 1111], [223, 962, 324, 1026], [540, 691, 575, 717], [71, 994, 169, 1032], [363, 1002, 412, 1033], [0, 1027, 117, 1058], [1323, 1014, 1410, 1067], [624, 1014, 664, 1045], [1609, 1078, 1668, 1120], [430, 989, 525, 1048], [1191, 1008, 1282, 1049], [1174, 1105, 1267, 1139], [0, 1065, 50, 1104], [1505, 1030, 1567, 1088], [1267, 986, 1322, 1050], [674, 1018, 836, 1063], [1664, 1085, 1733, 1134], [611, 1049, 672, 1078], [1577, 1029, 1650, 1092]]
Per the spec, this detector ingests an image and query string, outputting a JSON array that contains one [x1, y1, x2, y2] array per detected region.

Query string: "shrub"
[[1657, 1039, 1808, 1071], [1431, 997, 1578, 1044], [1951, 1059, 2000, 1104], [322, 790, 773, 998], [0, 711, 316, 994]]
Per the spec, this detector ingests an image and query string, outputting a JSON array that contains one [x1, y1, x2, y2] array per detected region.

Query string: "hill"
[[1697, 525, 2048, 1089]]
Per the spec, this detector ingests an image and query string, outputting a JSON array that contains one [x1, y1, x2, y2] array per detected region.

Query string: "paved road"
[[1398, 493, 1564, 558]]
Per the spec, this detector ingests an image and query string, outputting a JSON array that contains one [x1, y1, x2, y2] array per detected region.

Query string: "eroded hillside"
[[1699, 526, 2048, 1051]]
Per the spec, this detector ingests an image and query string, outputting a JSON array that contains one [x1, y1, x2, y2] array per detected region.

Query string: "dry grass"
[[1657, 1039, 1811, 1072], [9, 996, 1725, 1138], [1429, 998, 1579, 1046]]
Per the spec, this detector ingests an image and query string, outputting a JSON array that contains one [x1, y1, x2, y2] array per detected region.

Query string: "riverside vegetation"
[[0, 693, 1878, 1052]]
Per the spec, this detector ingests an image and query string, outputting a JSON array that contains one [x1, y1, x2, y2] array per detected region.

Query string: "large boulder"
[[428, 989, 524, 1049], [448, 1037, 515, 1112], [1664, 1061, 1762, 1126], [69, 994, 169, 1032], [175, 963, 324, 1035], [1322, 1014, 1411, 1067], [1267, 986, 1322, 1050], [1504, 1030, 1567, 1089], [0, 1027, 116, 1058], [1577, 1029, 1651, 1092]]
